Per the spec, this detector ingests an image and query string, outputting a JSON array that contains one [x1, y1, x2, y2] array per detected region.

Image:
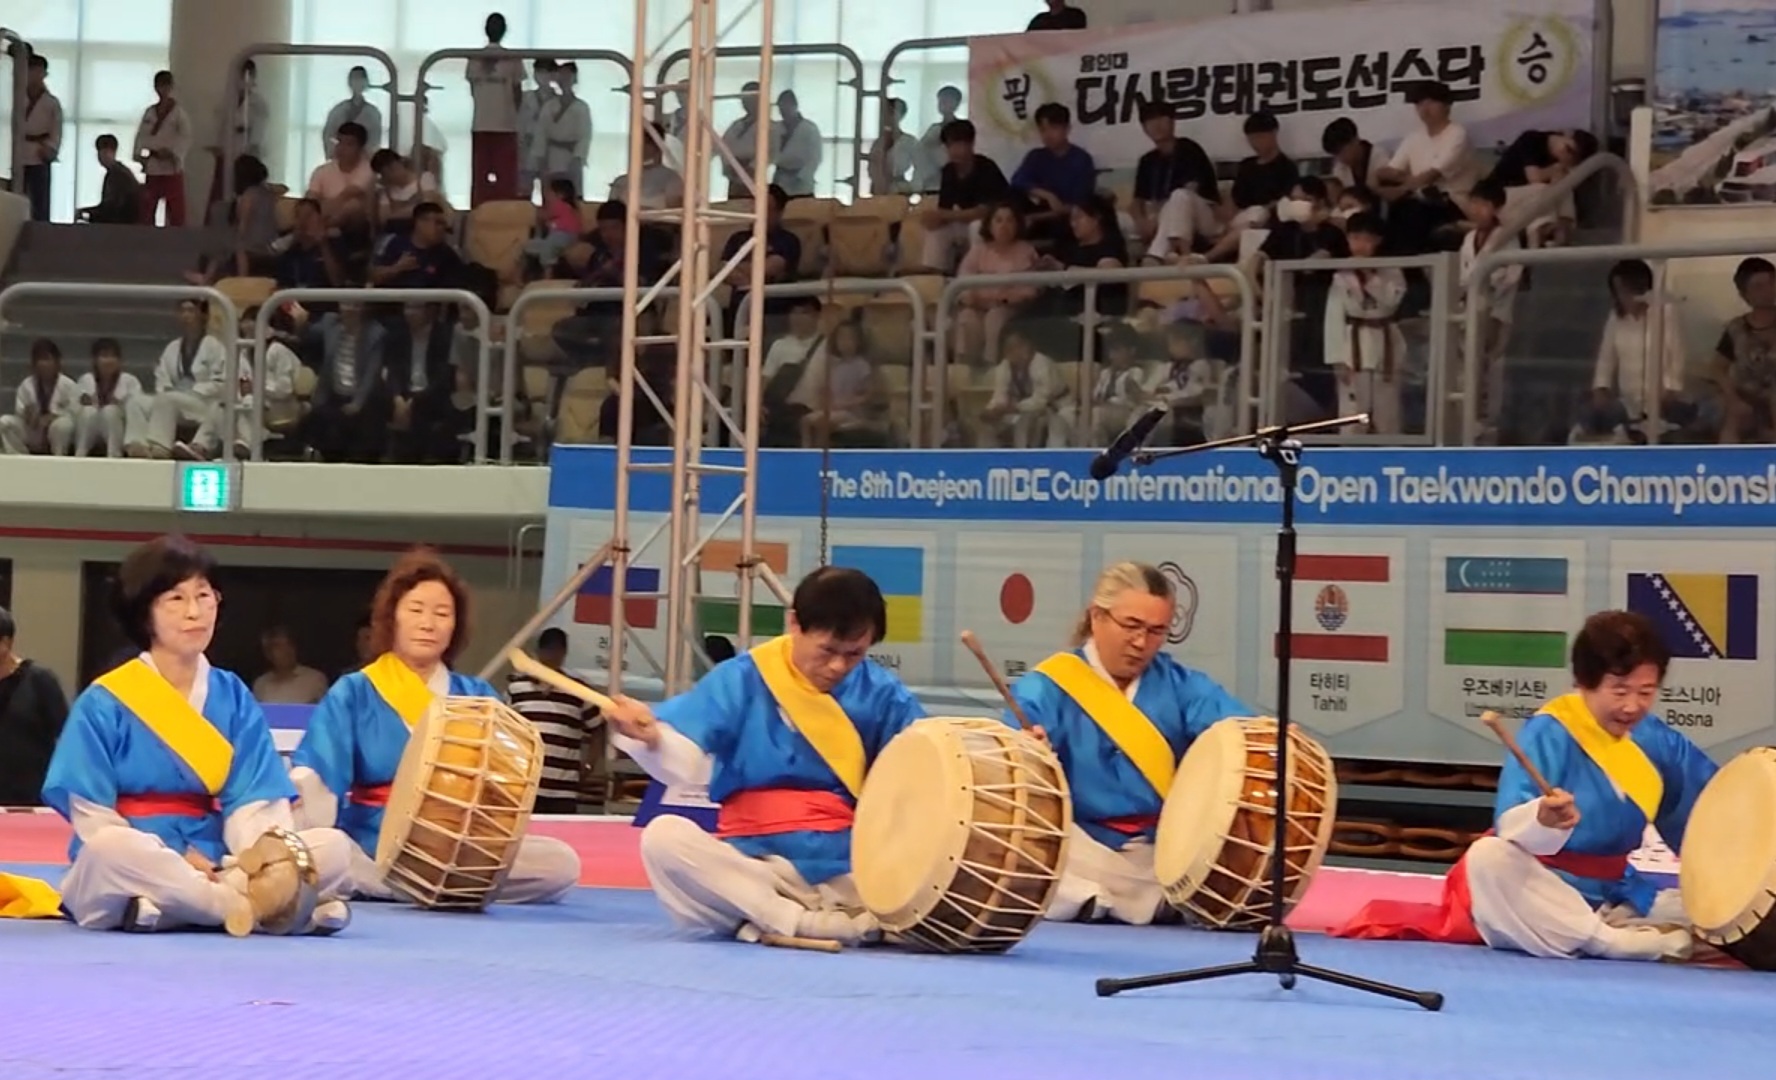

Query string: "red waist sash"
[[349, 784, 392, 808], [1099, 813, 1160, 836], [116, 793, 216, 819], [1334, 830, 1633, 946], [716, 788, 855, 839]]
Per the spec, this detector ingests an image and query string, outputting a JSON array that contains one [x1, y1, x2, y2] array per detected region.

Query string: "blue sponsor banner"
[[548, 445, 1776, 528]]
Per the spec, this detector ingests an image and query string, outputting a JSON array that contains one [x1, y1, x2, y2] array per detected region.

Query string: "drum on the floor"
[[1680, 745, 1776, 970]]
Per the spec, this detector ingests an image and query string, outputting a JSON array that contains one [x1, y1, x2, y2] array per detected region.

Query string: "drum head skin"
[[1682, 747, 1776, 950], [1154, 719, 1248, 903], [852, 719, 978, 928]]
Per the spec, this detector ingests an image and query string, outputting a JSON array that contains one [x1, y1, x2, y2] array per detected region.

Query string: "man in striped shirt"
[[509, 628, 601, 814]]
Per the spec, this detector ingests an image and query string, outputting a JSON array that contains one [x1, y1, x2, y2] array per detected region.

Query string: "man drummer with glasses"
[[1337, 610, 1718, 961], [1010, 560, 1250, 925], [599, 567, 926, 947]]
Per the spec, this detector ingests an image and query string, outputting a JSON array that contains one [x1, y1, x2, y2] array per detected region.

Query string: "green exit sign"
[[175, 462, 239, 513]]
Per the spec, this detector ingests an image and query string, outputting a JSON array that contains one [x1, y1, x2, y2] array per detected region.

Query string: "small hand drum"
[[1681, 746, 1776, 970], [376, 696, 544, 910], [229, 827, 322, 937], [1154, 717, 1338, 929], [851, 717, 1071, 953]]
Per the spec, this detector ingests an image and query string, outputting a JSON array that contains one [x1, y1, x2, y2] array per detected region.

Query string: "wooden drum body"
[[375, 696, 544, 910], [851, 717, 1071, 953], [1154, 717, 1338, 930], [1680, 746, 1776, 970]]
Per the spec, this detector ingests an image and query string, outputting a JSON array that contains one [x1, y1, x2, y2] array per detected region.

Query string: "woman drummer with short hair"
[[1009, 560, 1250, 925], [38, 535, 354, 934], [290, 547, 582, 902], [1338, 610, 1718, 961]]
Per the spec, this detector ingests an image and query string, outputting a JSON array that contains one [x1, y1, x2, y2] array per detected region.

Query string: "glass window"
[[79, 0, 175, 46]]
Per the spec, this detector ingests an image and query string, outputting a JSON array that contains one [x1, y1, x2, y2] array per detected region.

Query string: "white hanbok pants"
[[1045, 826, 1168, 925], [0, 413, 74, 455], [58, 824, 354, 931], [340, 833, 580, 904], [75, 403, 126, 457], [638, 813, 863, 939], [1464, 836, 1692, 961]]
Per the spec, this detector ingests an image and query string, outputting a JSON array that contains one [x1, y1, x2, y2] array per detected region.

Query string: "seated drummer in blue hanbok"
[[37, 536, 354, 933], [1011, 561, 1250, 925], [1337, 610, 1717, 961], [601, 567, 927, 946], [290, 548, 581, 902]]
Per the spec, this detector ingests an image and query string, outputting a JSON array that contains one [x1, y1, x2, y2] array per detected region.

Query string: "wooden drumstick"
[[506, 649, 619, 713], [959, 630, 1033, 731], [1479, 709, 1555, 798], [759, 932, 843, 954]]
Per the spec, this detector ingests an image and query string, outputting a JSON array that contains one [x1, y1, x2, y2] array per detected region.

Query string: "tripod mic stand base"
[[1093, 925, 1444, 1011]]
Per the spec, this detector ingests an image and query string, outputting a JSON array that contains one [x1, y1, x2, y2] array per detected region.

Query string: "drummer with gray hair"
[[1009, 560, 1249, 925]]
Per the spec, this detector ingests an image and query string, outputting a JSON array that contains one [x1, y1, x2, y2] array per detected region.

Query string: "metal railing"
[[0, 282, 243, 457], [3, 29, 28, 192], [655, 44, 867, 199], [933, 265, 1258, 448], [1486, 151, 1640, 256], [223, 45, 402, 202], [1461, 236, 1776, 445], [1262, 253, 1457, 445], [249, 287, 492, 460]]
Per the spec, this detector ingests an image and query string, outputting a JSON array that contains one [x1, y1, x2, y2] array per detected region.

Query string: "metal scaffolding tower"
[[598, 0, 782, 696]]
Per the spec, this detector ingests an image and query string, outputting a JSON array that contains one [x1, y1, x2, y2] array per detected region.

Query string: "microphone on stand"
[[1088, 406, 1169, 481]]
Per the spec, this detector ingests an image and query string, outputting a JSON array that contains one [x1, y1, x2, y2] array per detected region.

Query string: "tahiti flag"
[[1280, 553, 1392, 663]]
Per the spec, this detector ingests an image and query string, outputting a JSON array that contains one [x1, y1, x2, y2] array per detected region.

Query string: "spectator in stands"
[[1062, 323, 1152, 445], [659, 86, 690, 171], [599, 339, 676, 446], [144, 298, 227, 460], [1011, 103, 1096, 245], [0, 339, 78, 456], [1040, 193, 1129, 318], [274, 198, 346, 300], [0, 606, 68, 808], [307, 120, 376, 232], [531, 62, 592, 189], [1251, 176, 1347, 377], [552, 200, 673, 366], [1326, 212, 1407, 435], [1194, 111, 1298, 265], [207, 59, 269, 213], [78, 134, 142, 224], [517, 58, 560, 199], [868, 98, 917, 195], [982, 324, 1069, 447], [609, 121, 685, 210], [371, 150, 445, 236], [799, 319, 892, 448], [913, 85, 963, 193], [133, 70, 192, 227], [1710, 257, 1776, 444], [1577, 259, 1691, 445], [1130, 99, 1218, 251], [721, 81, 767, 198], [253, 625, 329, 705], [724, 185, 801, 335], [760, 296, 828, 447], [772, 90, 823, 197], [353, 613, 374, 669], [955, 201, 1042, 366], [468, 11, 527, 204], [187, 304, 298, 460], [73, 338, 142, 458], [1029, 0, 1088, 30], [188, 154, 281, 284], [1375, 82, 1479, 252], [1152, 320, 1229, 445], [386, 304, 463, 463], [325, 66, 385, 160], [372, 201, 464, 289], [1322, 118, 1381, 193], [525, 178, 583, 277], [296, 302, 389, 462], [509, 627, 600, 814], [1486, 128, 1599, 248], [919, 120, 1011, 272], [17, 53, 61, 222], [1458, 180, 1524, 437]]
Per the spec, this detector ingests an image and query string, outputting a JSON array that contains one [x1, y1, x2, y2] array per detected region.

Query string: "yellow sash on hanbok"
[[1542, 693, 1664, 821], [363, 652, 436, 727], [0, 872, 62, 919], [95, 659, 232, 795], [1035, 651, 1174, 797], [749, 635, 866, 799]]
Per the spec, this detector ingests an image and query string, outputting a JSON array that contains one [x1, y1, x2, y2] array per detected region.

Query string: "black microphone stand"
[[1094, 414, 1444, 1012]]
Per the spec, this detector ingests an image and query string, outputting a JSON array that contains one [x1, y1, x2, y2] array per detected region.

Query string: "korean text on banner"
[[965, 0, 1595, 169]]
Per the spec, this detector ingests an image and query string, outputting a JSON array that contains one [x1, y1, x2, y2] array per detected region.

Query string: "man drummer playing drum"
[[291, 548, 582, 903], [1011, 561, 1250, 925], [601, 566, 926, 946], [1337, 610, 1719, 961]]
